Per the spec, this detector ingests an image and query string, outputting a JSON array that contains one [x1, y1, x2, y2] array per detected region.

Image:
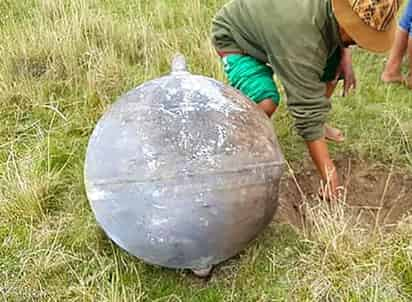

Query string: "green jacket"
[[211, 0, 344, 141]]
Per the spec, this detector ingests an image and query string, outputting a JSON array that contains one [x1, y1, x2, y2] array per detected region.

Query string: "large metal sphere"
[[84, 55, 284, 272]]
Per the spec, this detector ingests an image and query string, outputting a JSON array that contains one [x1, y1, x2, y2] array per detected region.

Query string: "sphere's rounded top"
[[171, 53, 189, 74]]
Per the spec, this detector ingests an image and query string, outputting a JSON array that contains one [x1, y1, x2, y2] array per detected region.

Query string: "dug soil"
[[276, 157, 412, 228]]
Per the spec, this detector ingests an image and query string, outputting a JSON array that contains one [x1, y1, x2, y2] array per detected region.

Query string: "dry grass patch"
[[285, 200, 412, 301]]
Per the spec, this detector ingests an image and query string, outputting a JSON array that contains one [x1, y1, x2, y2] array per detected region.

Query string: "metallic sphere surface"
[[85, 55, 284, 271]]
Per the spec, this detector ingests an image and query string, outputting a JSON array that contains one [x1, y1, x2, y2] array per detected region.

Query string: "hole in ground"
[[275, 157, 412, 229]]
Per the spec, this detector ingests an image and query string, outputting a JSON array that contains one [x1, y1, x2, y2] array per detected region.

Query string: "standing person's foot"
[[381, 71, 405, 84], [325, 125, 344, 143]]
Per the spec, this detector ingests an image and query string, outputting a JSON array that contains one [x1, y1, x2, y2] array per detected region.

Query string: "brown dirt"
[[275, 157, 412, 229]]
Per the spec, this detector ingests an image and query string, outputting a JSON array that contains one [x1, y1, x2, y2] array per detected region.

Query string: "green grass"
[[1, 0, 412, 301]]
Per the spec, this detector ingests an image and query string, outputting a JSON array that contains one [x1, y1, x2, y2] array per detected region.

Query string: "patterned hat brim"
[[332, 0, 397, 53]]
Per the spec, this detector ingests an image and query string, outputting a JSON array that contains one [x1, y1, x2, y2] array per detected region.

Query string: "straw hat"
[[332, 0, 401, 53]]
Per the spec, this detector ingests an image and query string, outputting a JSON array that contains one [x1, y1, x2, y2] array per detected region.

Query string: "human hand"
[[334, 48, 357, 97]]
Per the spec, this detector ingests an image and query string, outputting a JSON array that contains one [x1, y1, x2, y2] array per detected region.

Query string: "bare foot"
[[325, 125, 344, 143], [381, 72, 405, 84]]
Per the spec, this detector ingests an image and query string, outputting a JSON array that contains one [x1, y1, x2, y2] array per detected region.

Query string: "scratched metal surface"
[[84, 55, 284, 270]]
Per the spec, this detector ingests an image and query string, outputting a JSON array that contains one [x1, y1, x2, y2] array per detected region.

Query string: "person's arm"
[[339, 48, 357, 96], [326, 48, 356, 98], [269, 56, 340, 198], [306, 139, 339, 197]]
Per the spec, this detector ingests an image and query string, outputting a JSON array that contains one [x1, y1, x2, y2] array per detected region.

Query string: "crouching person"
[[211, 0, 399, 200]]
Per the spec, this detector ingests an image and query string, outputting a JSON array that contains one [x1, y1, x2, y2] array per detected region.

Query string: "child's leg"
[[382, 0, 412, 83], [382, 28, 409, 83], [324, 81, 345, 143], [322, 48, 351, 143], [257, 99, 277, 117], [221, 54, 280, 116], [407, 37, 412, 88]]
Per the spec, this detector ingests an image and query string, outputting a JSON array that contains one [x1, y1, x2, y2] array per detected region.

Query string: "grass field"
[[1, 0, 412, 301]]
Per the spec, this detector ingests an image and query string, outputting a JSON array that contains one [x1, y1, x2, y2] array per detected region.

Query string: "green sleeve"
[[269, 56, 331, 141]]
